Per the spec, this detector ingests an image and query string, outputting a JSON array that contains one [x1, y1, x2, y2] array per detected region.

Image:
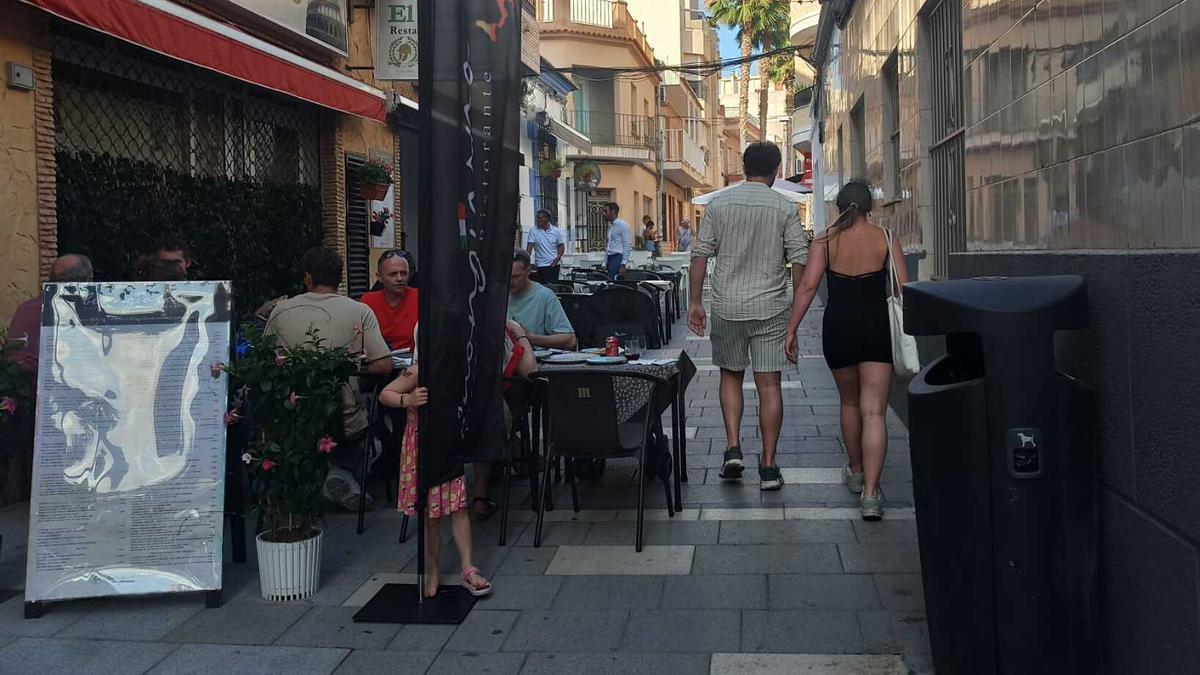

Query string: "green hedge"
[[56, 151, 323, 318]]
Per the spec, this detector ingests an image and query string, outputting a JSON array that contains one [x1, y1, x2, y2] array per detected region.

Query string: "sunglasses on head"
[[378, 250, 409, 264]]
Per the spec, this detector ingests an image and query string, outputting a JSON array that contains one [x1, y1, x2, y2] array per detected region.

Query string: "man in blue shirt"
[[508, 250, 577, 350], [525, 209, 565, 283], [603, 202, 631, 280]]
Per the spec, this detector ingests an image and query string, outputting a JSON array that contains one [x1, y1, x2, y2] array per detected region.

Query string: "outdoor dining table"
[[533, 348, 696, 509]]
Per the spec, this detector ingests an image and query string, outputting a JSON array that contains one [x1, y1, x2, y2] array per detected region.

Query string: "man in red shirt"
[[359, 251, 418, 351], [8, 254, 93, 372]]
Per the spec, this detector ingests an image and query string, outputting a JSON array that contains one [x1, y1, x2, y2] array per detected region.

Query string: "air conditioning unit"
[[656, 84, 668, 105]]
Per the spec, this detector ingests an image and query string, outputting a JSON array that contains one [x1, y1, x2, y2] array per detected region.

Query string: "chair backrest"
[[544, 282, 575, 295], [556, 293, 601, 348], [591, 286, 662, 348], [541, 369, 665, 457], [619, 270, 663, 282], [629, 250, 651, 267]]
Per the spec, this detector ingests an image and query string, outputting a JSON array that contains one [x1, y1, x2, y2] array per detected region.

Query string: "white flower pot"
[[255, 528, 324, 601]]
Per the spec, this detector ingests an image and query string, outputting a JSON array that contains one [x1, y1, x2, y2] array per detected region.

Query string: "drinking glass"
[[625, 335, 644, 361]]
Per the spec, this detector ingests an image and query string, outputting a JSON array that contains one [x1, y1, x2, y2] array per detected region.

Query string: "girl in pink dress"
[[380, 360, 491, 598]]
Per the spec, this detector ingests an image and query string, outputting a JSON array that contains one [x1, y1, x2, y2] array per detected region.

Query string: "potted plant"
[[222, 326, 359, 601], [370, 207, 392, 237], [0, 329, 35, 505], [539, 157, 564, 180], [358, 160, 393, 201]]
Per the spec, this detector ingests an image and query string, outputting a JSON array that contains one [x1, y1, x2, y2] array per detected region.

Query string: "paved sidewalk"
[[0, 297, 931, 674]]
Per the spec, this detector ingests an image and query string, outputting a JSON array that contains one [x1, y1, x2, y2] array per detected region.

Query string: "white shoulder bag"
[[884, 228, 921, 378]]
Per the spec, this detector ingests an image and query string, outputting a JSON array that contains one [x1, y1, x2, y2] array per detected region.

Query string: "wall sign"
[[375, 1, 419, 81]]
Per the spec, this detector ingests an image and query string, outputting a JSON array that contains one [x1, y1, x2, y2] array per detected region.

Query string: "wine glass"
[[625, 335, 644, 361]]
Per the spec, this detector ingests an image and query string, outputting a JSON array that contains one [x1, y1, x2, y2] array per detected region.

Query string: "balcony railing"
[[664, 129, 706, 175], [570, 0, 615, 27], [572, 111, 656, 149]]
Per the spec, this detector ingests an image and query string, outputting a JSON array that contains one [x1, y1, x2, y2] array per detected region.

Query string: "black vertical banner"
[[417, 0, 520, 488]]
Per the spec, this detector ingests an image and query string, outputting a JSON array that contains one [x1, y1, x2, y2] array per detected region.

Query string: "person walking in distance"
[[688, 142, 808, 491], [604, 202, 632, 281], [525, 209, 566, 283], [783, 181, 906, 520]]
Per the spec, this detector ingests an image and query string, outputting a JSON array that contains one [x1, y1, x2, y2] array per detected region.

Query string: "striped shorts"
[[710, 309, 789, 373]]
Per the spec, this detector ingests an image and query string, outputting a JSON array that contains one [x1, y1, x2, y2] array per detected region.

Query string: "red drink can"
[[605, 337, 619, 356]]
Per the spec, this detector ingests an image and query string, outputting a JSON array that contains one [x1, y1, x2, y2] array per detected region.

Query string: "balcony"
[[567, 110, 656, 163], [790, 1, 821, 46], [791, 87, 815, 152], [538, 0, 657, 66], [663, 128, 706, 187]]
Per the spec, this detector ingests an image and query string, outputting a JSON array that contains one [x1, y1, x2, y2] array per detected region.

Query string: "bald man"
[[8, 254, 93, 372]]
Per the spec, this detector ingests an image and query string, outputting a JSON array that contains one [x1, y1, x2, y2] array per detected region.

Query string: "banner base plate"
[[352, 583, 476, 624]]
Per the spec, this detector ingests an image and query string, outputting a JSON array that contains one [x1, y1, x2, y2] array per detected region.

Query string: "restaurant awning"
[[22, 0, 388, 122]]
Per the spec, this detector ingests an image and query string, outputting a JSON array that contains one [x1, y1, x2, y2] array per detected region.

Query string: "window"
[[882, 51, 901, 200], [536, 126, 559, 223], [850, 97, 866, 180]]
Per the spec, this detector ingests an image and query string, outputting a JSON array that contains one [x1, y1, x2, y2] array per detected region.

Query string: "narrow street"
[[0, 296, 930, 674]]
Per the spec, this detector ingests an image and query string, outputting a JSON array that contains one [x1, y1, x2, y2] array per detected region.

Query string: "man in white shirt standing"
[[525, 209, 565, 283], [603, 202, 632, 280]]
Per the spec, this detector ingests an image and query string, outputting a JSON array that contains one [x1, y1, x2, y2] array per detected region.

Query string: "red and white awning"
[[22, 0, 389, 121]]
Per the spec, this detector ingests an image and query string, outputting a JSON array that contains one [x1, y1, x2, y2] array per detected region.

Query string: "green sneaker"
[[759, 465, 783, 491], [842, 463, 864, 494]]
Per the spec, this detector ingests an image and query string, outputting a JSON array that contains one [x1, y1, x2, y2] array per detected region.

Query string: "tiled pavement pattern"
[[0, 297, 932, 674]]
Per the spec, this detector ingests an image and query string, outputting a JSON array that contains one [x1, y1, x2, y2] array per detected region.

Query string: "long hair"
[[828, 181, 874, 233]]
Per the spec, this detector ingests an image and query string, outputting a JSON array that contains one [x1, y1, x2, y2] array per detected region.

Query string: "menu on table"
[[25, 281, 232, 603]]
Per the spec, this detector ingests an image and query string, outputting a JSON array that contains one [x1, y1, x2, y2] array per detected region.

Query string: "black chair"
[[572, 269, 609, 283], [354, 376, 391, 534], [544, 282, 575, 295], [617, 272, 672, 342], [591, 285, 663, 349], [533, 369, 674, 551], [558, 293, 602, 348]]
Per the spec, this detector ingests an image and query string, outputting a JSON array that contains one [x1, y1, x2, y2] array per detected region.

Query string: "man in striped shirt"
[[687, 142, 808, 491]]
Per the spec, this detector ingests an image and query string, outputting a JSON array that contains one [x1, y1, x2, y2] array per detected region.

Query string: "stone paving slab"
[[660, 574, 769, 610], [709, 653, 908, 675], [545, 545, 694, 576], [502, 610, 628, 652], [519, 652, 711, 675], [717, 520, 856, 545], [691, 544, 842, 575], [162, 602, 310, 645], [469, 575, 563, 611], [837, 544, 923, 574], [427, 651, 528, 675], [0, 636, 177, 674], [622, 609, 742, 652], [149, 644, 349, 675], [443, 609, 520, 652], [55, 596, 205, 642], [871, 575, 925, 611], [274, 605, 402, 650], [740, 610, 865, 654], [767, 575, 881, 610], [331, 649, 436, 674], [551, 576, 664, 610]]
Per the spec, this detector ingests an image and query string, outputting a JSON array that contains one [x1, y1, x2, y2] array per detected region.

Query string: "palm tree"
[[755, 20, 790, 143], [707, 0, 790, 148]]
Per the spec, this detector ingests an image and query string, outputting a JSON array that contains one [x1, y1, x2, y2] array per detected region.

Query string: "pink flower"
[[317, 437, 337, 454], [261, 459, 275, 471], [0, 397, 15, 415], [287, 391, 300, 408], [359, 350, 369, 363], [274, 353, 286, 367], [353, 324, 364, 336], [223, 409, 241, 427], [210, 362, 226, 378]]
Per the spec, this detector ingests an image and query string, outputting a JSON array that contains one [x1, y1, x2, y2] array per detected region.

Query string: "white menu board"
[[25, 281, 232, 603]]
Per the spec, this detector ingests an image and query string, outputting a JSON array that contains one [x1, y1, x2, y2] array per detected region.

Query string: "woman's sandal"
[[473, 497, 498, 521], [461, 566, 492, 597]]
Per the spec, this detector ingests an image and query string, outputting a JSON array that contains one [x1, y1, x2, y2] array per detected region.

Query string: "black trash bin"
[[904, 275, 1099, 675]]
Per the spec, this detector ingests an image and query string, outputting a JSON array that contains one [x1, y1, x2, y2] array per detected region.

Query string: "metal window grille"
[[578, 189, 613, 253], [924, 0, 966, 278], [536, 127, 560, 224], [344, 155, 370, 297], [53, 26, 320, 186]]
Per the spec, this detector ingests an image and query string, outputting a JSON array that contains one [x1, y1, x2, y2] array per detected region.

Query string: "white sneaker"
[[860, 492, 883, 521], [842, 463, 864, 494], [324, 466, 373, 511]]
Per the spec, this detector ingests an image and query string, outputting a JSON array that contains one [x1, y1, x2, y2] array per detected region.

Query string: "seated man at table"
[[359, 250, 418, 351], [508, 250, 577, 350], [266, 246, 392, 509]]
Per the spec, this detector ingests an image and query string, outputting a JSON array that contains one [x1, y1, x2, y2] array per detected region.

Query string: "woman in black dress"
[[783, 182, 907, 520]]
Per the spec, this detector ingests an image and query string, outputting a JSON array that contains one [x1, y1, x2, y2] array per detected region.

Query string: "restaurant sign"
[[226, 0, 349, 54], [375, 1, 419, 80]]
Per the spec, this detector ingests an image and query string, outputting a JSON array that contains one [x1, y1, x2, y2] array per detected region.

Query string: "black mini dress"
[[821, 241, 894, 370]]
